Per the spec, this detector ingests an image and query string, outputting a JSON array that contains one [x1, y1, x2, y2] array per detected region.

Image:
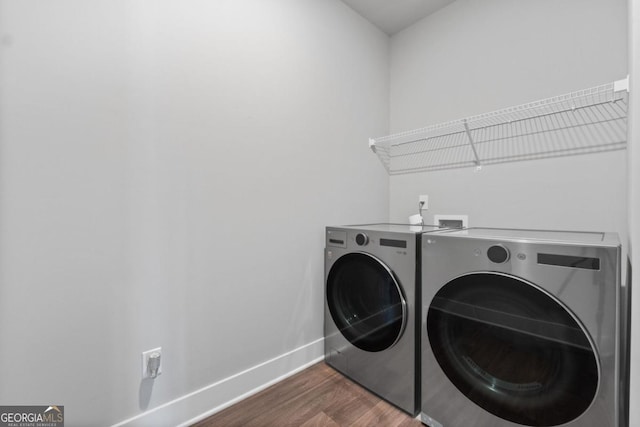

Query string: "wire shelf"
[[370, 79, 629, 175]]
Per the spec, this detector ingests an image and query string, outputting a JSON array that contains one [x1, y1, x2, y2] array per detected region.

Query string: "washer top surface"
[[332, 223, 443, 234], [436, 227, 620, 247]]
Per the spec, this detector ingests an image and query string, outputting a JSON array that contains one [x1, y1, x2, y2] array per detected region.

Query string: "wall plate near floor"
[[141, 347, 162, 379]]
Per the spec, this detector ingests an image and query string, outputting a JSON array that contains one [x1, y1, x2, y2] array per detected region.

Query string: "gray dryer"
[[420, 228, 624, 427]]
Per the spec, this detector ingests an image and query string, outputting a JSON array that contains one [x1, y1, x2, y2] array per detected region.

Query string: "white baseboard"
[[111, 338, 325, 427]]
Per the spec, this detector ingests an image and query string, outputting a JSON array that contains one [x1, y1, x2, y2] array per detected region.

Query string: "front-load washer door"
[[427, 272, 599, 427], [327, 252, 407, 353]]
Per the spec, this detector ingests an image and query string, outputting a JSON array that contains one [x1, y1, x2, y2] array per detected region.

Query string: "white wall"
[[0, 1, 389, 425], [627, 1, 639, 425], [389, 0, 628, 242]]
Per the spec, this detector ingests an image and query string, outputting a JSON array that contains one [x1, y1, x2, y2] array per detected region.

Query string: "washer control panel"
[[326, 228, 408, 251], [326, 230, 347, 248]]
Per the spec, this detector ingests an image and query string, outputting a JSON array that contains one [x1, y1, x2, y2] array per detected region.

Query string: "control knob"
[[487, 245, 510, 263], [355, 233, 369, 246]]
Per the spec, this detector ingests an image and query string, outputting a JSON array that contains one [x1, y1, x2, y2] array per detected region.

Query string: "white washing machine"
[[324, 223, 444, 415], [420, 228, 624, 427]]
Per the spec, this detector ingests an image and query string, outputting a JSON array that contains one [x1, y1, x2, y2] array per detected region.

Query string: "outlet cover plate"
[[419, 195, 429, 210], [141, 347, 162, 379]]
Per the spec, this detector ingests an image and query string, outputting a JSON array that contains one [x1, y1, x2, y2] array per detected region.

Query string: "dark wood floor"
[[192, 362, 422, 427]]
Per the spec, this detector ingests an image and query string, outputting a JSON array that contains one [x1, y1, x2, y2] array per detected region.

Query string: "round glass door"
[[327, 253, 406, 352], [427, 273, 598, 426]]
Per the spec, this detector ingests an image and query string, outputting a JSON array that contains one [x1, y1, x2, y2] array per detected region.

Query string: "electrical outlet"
[[141, 347, 162, 379], [419, 195, 429, 210]]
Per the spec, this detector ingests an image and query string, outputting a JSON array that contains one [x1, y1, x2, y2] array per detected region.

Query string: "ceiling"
[[340, 0, 457, 35]]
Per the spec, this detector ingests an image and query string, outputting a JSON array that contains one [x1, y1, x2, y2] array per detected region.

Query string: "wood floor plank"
[[247, 366, 371, 427], [193, 364, 335, 427], [351, 401, 422, 427], [193, 362, 421, 427], [299, 411, 340, 427]]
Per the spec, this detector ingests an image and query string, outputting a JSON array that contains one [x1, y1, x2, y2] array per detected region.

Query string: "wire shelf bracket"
[[369, 77, 630, 175], [462, 119, 481, 168]]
